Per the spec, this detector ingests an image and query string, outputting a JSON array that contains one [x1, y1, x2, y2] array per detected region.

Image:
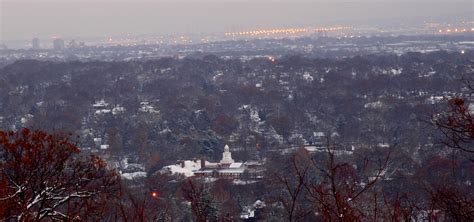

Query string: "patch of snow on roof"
[[229, 162, 243, 168], [391, 68, 402, 75], [95, 109, 111, 115], [364, 101, 383, 109], [159, 128, 172, 134], [112, 106, 125, 115], [139, 101, 160, 114], [212, 71, 224, 81], [427, 96, 445, 104], [93, 99, 109, 108], [253, 200, 266, 208], [302, 72, 314, 82], [162, 160, 202, 177]]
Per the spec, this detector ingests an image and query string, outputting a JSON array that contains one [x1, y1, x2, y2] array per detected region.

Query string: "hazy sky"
[[1, 0, 473, 43]]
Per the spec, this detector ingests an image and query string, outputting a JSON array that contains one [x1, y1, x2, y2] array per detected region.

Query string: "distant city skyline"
[[1, 0, 472, 47]]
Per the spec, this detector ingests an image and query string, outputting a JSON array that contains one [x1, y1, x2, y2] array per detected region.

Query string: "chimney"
[[201, 158, 206, 169]]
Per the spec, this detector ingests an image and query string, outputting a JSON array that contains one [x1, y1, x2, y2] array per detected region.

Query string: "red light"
[[151, 192, 158, 198]]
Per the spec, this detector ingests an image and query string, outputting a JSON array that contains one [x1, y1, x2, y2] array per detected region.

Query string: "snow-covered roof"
[[204, 162, 219, 168], [244, 161, 263, 166], [162, 160, 202, 177], [95, 109, 111, 115], [218, 168, 245, 173], [229, 162, 243, 168], [112, 106, 125, 115], [93, 99, 109, 108], [364, 101, 383, 109], [253, 200, 266, 208], [313, 132, 325, 137]]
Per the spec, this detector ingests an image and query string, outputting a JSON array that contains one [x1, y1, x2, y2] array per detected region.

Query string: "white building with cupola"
[[161, 144, 264, 179]]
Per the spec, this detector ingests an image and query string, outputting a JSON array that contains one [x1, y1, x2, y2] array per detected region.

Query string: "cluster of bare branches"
[[433, 75, 474, 159], [0, 129, 119, 221], [426, 78, 474, 221], [269, 140, 398, 221], [180, 178, 217, 222], [434, 98, 473, 156]]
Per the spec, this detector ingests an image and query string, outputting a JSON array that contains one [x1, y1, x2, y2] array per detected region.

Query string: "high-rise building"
[[53, 38, 65, 50], [32, 38, 40, 49], [67, 40, 78, 49]]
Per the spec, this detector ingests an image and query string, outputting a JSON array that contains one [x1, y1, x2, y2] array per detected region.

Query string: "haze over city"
[[1, 0, 472, 46]]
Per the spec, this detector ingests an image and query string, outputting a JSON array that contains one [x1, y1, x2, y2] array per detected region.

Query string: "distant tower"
[[53, 38, 65, 50], [220, 144, 234, 165], [32, 38, 40, 49]]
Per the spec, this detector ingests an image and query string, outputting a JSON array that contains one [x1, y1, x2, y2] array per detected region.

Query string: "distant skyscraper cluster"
[[29, 37, 85, 50]]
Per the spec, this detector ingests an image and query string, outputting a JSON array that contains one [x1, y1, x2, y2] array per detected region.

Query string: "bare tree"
[[0, 128, 119, 221], [269, 139, 394, 221], [180, 178, 217, 222], [270, 149, 313, 222], [302, 141, 391, 221], [433, 98, 473, 157]]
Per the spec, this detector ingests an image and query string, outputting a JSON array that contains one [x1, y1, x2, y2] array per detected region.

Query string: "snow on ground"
[[379, 68, 402, 75], [250, 109, 261, 123], [121, 171, 147, 180], [139, 101, 160, 114], [233, 179, 258, 185]]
